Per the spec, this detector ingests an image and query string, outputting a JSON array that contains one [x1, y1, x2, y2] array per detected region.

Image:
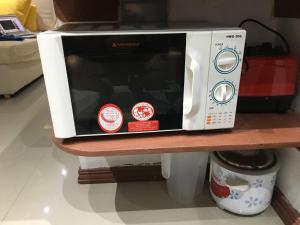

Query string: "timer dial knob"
[[215, 49, 239, 73], [212, 82, 235, 104]]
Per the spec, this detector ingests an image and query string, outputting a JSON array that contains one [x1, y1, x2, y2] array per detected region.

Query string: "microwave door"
[[37, 34, 77, 139], [62, 34, 186, 135]]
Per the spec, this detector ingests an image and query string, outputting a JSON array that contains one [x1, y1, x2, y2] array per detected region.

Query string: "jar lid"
[[215, 150, 276, 170]]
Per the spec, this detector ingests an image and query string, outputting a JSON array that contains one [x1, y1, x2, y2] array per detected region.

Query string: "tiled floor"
[[0, 79, 284, 225]]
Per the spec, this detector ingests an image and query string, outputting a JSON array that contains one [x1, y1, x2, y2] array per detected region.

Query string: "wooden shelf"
[[52, 112, 300, 156]]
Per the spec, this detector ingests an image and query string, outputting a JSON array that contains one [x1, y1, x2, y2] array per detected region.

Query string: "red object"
[[128, 120, 159, 132], [98, 104, 124, 133], [131, 102, 155, 121], [210, 176, 230, 198], [239, 56, 298, 97]]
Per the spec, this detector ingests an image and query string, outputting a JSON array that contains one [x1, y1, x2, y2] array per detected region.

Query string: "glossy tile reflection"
[[0, 79, 283, 225]]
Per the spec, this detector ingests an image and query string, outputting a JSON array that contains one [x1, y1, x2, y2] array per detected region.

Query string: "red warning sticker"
[[131, 102, 155, 121], [98, 104, 123, 133], [128, 120, 159, 132]]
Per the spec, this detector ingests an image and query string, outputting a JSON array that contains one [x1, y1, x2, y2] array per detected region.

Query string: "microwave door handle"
[[184, 58, 201, 115]]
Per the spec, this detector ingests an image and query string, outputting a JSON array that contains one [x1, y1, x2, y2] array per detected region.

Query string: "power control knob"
[[212, 82, 235, 104], [215, 49, 239, 74]]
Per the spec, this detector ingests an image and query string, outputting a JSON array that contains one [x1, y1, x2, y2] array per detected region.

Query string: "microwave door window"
[[62, 34, 186, 135]]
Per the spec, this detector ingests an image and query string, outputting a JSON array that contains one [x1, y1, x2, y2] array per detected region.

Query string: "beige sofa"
[[0, 40, 42, 98], [0, 0, 57, 98]]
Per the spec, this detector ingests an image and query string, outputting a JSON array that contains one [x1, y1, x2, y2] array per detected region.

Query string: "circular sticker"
[[98, 104, 123, 133], [131, 102, 155, 121]]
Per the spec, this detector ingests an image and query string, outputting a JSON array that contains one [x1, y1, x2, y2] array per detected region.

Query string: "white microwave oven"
[[37, 23, 246, 138]]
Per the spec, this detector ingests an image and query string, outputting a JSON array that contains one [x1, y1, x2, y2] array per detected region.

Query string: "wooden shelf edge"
[[52, 128, 300, 157], [52, 113, 300, 157], [78, 165, 164, 184]]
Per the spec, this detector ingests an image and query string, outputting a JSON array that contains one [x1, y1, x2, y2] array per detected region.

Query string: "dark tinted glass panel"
[[62, 34, 186, 135]]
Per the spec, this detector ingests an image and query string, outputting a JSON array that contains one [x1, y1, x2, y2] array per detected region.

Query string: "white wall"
[[275, 18, 300, 212], [79, 0, 279, 170], [277, 18, 300, 112], [276, 148, 300, 212]]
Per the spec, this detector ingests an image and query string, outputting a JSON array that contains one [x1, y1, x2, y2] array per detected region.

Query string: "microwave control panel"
[[205, 30, 246, 129]]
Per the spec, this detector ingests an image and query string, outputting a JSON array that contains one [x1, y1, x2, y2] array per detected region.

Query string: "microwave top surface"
[[52, 22, 242, 34]]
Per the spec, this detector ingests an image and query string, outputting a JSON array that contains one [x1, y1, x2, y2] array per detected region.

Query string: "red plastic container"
[[239, 56, 298, 97], [238, 56, 298, 113]]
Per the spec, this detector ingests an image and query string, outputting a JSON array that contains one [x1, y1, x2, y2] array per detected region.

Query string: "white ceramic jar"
[[209, 151, 280, 215]]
